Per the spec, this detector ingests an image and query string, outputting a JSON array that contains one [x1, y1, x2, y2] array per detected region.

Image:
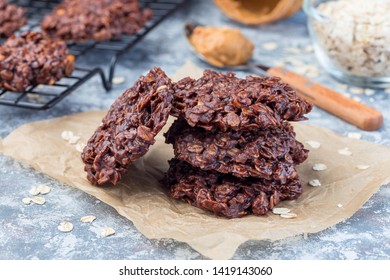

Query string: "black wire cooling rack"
[[0, 0, 186, 109]]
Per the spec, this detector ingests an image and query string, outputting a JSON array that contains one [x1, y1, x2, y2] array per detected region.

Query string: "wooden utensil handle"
[[267, 67, 383, 131]]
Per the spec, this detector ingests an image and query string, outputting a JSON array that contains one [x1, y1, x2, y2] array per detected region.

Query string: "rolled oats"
[[58, 221, 73, 232], [112, 76, 125, 85], [22, 197, 32, 205], [313, 163, 327, 171], [37, 184, 51, 195], [338, 147, 352, 156], [280, 213, 297, 219], [101, 227, 115, 237], [261, 42, 278, 51], [272, 208, 291, 215], [80, 215, 96, 223], [314, 0, 390, 78], [356, 165, 370, 170], [347, 132, 362, 139], [308, 179, 321, 187], [31, 196, 46, 205], [305, 140, 321, 149]]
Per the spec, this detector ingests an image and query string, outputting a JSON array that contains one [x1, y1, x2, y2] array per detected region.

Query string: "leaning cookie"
[[0, 0, 27, 38], [0, 32, 74, 92], [165, 118, 307, 182], [163, 159, 303, 218], [172, 70, 313, 131], [81, 67, 174, 185]]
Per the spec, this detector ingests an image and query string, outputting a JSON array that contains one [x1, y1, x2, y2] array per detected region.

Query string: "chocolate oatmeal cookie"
[[0, 32, 75, 92], [41, 0, 153, 42], [172, 70, 313, 131], [163, 159, 303, 218], [81, 67, 174, 185], [165, 118, 307, 182], [0, 0, 27, 38]]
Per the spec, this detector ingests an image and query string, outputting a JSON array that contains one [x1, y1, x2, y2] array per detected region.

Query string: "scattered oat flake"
[[280, 213, 297, 219], [336, 83, 348, 90], [22, 197, 32, 205], [80, 215, 96, 223], [31, 196, 46, 205], [309, 179, 322, 187], [338, 147, 352, 156], [347, 132, 362, 139], [306, 140, 321, 149], [274, 61, 285, 67], [58, 221, 73, 232], [385, 88, 390, 94], [313, 163, 327, 171], [112, 76, 125, 85], [306, 70, 319, 78], [75, 142, 86, 153], [68, 135, 80, 144], [285, 57, 304, 66], [272, 207, 291, 215], [349, 87, 364, 94], [356, 165, 370, 170], [353, 96, 361, 102], [37, 184, 51, 195], [285, 47, 301, 54], [101, 227, 115, 237], [337, 204, 343, 208], [156, 85, 168, 92], [261, 42, 278, 51], [29, 186, 40, 196], [61, 130, 74, 141], [304, 45, 314, 52], [303, 232, 308, 239], [364, 89, 375, 96]]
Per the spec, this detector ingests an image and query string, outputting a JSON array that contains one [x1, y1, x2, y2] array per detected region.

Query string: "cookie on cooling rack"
[[0, 0, 27, 38], [0, 32, 75, 92], [81, 67, 174, 185], [40, 0, 153, 42]]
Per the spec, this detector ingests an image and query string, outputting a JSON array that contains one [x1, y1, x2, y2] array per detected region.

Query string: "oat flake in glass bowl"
[[303, 0, 390, 88]]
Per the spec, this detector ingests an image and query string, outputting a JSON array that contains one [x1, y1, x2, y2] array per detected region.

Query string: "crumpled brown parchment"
[[1, 62, 390, 259]]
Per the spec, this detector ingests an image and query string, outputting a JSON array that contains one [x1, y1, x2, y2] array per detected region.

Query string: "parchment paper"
[[1, 62, 390, 259]]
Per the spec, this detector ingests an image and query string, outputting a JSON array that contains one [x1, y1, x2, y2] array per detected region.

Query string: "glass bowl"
[[303, 0, 390, 88]]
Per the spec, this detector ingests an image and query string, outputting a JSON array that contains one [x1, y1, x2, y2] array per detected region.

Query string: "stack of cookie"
[[81, 68, 312, 218], [163, 70, 312, 218]]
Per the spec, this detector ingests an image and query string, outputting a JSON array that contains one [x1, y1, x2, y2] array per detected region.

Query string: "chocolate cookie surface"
[[41, 0, 153, 42], [0, 32, 74, 92], [172, 70, 313, 131], [0, 0, 27, 38], [163, 159, 303, 218], [165, 118, 308, 182], [81, 67, 174, 185]]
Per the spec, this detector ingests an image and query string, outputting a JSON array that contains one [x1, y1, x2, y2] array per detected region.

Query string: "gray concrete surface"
[[0, 0, 389, 259]]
